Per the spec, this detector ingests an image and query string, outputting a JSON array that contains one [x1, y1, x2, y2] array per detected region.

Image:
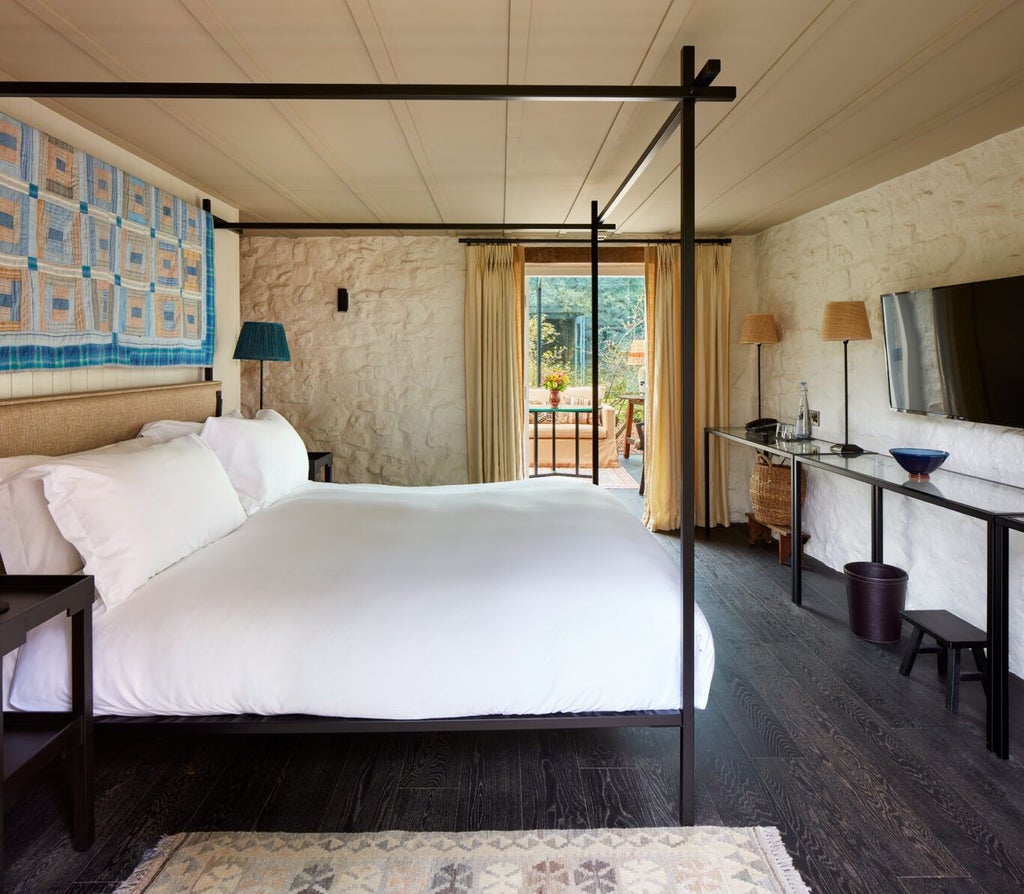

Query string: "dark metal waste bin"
[[843, 561, 908, 643]]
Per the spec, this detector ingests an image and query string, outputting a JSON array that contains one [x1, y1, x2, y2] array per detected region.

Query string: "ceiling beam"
[[0, 82, 736, 102]]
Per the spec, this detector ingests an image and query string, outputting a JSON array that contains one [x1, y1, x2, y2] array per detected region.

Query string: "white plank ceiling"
[[1, 0, 1022, 236]]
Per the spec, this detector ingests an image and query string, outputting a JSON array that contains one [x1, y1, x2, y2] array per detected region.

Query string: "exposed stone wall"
[[729, 125, 1024, 674], [239, 236, 467, 486]]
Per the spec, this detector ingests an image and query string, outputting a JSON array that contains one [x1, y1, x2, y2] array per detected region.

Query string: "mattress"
[[10, 478, 714, 717]]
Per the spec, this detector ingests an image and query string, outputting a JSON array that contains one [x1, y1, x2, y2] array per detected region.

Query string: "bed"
[[0, 382, 713, 819]]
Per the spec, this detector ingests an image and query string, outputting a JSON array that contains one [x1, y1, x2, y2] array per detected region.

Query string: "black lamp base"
[[831, 442, 864, 457]]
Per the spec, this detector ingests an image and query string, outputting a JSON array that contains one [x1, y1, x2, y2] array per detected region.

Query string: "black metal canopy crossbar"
[[4, 47, 735, 827], [0, 77, 732, 103], [215, 221, 616, 232]]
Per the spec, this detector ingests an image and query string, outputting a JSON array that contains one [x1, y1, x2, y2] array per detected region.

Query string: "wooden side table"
[[307, 451, 333, 482], [621, 393, 645, 459], [1, 575, 95, 885]]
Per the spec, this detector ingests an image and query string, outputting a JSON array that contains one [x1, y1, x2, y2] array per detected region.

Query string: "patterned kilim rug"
[[115, 826, 810, 893]]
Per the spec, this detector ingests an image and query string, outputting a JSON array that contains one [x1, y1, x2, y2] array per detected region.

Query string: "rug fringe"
[[114, 833, 186, 894], [754, 826, 812, 893]]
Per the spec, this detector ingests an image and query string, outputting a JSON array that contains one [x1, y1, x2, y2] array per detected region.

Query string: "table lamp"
[[626, 339, 646, 391], [821, 300, 872, 456], [232, 321, 290, 409], [738, 313, 780, 427]]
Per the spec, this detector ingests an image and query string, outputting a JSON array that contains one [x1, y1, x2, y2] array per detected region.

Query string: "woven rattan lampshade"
[[738, 313, 780, 345], [821, 301, 871, 341], [626, 339, 645, 365]]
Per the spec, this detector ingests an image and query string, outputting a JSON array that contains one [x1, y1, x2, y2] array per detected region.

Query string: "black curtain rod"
[[0, 81, 735, 103], [214, 220, 615, 233], [459, 237, 731, 245]]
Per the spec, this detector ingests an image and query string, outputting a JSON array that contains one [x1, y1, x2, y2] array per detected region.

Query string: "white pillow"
[[0, 439, 149, 576], [138, 410, 243, 444], [200, 408, 308, 515], [33, 434, 246, 609], [138, 419, 204, 443]]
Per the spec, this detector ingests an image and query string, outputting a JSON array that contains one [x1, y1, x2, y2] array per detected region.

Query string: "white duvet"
[[10, 478, 714, 717]]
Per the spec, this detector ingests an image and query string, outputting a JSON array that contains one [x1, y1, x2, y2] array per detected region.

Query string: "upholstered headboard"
[[0, 381, 222, 458]]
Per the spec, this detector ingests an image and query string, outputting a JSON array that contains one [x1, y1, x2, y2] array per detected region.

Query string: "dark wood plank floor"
[[5, 466, 1024, 893]]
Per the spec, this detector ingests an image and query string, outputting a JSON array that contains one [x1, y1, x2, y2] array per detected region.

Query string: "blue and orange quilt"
[[0, 112, 215, 370]]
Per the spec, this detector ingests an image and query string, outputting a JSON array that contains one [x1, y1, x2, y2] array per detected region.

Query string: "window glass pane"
[[526, 276, 645, 398]]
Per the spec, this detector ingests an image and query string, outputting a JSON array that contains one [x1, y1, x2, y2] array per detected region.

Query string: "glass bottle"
[[795, 381, 811, 440]]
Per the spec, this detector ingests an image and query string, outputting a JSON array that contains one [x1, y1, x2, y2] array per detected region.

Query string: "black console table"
[[704, 426, 1024, 760], [1, 575, 95, 887]]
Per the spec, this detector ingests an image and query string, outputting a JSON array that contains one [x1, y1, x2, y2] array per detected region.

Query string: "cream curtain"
[[642, 243, 731, 531], [465, 244, 526, 483]]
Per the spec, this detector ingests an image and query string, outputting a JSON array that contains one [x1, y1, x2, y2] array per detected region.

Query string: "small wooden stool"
[[898, 609, 989, 714], [746, 513, 810, 565]]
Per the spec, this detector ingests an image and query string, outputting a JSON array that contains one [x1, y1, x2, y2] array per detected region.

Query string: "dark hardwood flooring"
[[5, 459, 1024, 892]]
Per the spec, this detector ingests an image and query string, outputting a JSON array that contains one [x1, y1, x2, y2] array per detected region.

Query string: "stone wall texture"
[[728, 125, 1024, 674], [239, 236, 468, 486]]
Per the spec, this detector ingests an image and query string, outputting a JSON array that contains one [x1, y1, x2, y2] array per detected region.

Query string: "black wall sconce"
[[337, 288, 349, 312]]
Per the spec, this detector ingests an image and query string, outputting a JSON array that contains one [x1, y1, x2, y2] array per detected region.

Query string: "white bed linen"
[[10, 478, 714, 718]]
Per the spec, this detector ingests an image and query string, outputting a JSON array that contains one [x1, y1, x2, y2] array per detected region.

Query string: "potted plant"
[[541, 369, 570, 407]]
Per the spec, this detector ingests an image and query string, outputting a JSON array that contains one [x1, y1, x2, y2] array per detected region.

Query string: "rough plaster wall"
[[728, 125, 1024, 674], [239, 236, 467, 486]]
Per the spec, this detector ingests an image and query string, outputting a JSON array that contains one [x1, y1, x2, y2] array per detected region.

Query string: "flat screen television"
[[880, 274, 1024, 429]]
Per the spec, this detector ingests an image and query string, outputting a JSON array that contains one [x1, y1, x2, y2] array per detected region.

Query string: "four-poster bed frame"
[[0, 47, 735, 825]]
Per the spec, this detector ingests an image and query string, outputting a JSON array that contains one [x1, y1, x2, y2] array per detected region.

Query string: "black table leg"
[[551, 413, 557, 471], [70, 605, 94, 850], [533, 414, 539, 474], [987, 520, 1009, 758], [575, 414, 581, 475], [792, 458, 802, 606], [871, 485, 884, 562]]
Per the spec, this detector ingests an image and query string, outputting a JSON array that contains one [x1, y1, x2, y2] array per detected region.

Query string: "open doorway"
[[524, 254, 646, 476]]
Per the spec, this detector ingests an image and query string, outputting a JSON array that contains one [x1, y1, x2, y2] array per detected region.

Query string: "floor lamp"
[[232, 321, 291, 410], [821, 301, 872, 456], [738, 313, 779, 427]]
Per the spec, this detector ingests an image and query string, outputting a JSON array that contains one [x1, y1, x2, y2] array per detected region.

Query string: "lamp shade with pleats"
[[232, 321, 291, 361], [821, 301, 871, 341], [626, 339, 646, 365], [738, 313, 780, 345]]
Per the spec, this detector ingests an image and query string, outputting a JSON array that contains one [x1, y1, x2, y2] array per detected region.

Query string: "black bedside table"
[[1, 575, 95, 882], [307, 451, 333, 482]]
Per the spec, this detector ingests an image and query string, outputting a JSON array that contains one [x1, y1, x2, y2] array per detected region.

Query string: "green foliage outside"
[[526, 276, 645, 433]]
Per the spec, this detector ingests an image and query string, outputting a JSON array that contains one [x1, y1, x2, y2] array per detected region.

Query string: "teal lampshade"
[[232, 321, 290, 361]]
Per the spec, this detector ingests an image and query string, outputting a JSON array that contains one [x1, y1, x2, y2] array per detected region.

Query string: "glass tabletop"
[[708, 426, 1024, 520], [707, 426, 832, 456], [528, 406, 593, 413], [804, 450, 1024, 518]]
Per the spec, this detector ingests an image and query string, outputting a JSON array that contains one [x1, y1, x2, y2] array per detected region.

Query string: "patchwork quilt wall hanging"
[[0, 112, 215, 370]]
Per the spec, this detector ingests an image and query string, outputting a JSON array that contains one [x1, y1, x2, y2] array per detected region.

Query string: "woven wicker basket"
[[749, 453, 805, 527]]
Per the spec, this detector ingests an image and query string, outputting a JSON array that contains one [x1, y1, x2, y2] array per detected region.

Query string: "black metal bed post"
[[201, 198, 215, 384], [591, 200, 601, 484], [680, 45, 697, 828]]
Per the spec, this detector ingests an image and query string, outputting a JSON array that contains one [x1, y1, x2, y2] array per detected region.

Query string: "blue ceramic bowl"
[[889, 448, 949, 479]]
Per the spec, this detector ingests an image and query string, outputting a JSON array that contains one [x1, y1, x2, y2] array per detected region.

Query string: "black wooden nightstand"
[[307, 451, 333, 482], [1, 575, 95, 879]]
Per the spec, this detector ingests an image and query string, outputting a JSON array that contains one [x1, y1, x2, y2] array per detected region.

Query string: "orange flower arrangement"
[[541, 369, 570, 392]]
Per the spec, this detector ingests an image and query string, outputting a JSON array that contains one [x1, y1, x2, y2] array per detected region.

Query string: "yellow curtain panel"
[[642, 243, 731, 531], [464, 244, 525, 483]]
